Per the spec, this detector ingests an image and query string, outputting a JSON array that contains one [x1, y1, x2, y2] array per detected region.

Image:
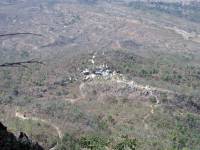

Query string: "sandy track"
[[15, 111, 62, 150], [65, 82, 86, 104], [15, 112, 62, 139]]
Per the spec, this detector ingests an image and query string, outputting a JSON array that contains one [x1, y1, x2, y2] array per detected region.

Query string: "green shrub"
[[59, 133, 80, 150], [149, 96, 157, 104], [80, 135, 109, 150], [169, 114, 200, 150], [114, 138, 137, 150]]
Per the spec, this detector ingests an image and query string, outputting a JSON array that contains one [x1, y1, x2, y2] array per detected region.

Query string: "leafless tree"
[[0, 59, 45, 68]]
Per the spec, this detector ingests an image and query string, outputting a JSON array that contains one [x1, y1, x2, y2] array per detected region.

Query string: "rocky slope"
[[0, 122, 44, 150]]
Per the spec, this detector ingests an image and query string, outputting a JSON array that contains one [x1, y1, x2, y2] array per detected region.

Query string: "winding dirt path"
[[114, 78, 165, 128], [14, 82, 87, 148], [15, 112, 62, 138], [15, 112, 62, 150], [14, 82, 85, 149], [14, 77, 172, 149], [65, 82, 86, 104], [14, 83, 87, 148]]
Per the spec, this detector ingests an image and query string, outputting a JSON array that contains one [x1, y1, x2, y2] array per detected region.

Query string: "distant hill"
[[127, 0, 200, 22], [123, 0, 200, 4]]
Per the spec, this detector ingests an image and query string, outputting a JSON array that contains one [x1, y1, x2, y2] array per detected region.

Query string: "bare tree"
[[0, 33, 43, 37], [0, 59, 45, 68]]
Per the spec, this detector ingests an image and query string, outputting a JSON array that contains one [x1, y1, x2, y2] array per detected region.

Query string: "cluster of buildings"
[[81, 64, 114, 80]]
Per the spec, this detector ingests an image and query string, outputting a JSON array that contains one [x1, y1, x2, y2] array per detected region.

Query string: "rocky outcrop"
[[0, 122, 44, 150]]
